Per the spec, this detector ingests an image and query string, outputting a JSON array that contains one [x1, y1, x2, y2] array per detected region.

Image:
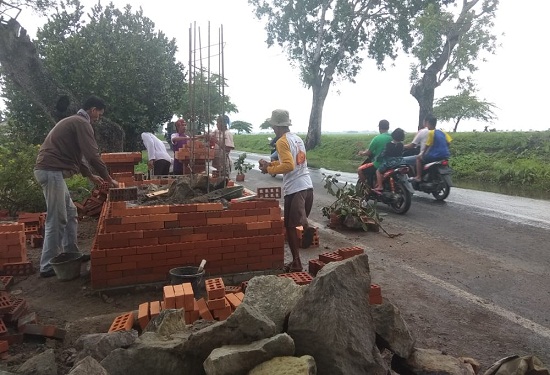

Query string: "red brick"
[[369, 284, 383, 305], [163, 285, 176, 309], [319, 252, 344, 264], [173, 284, 185, 309], [108, 312, 135, 333], [196, 298, 214, 321], [0, 340, 8, 353], [213, 299, 232, 321], [205, 278, 225, 300], [182, 283, 195, 312], [17, 312, 38, 332], [225, 293, 242, 310], [138, 303, 150, 330]]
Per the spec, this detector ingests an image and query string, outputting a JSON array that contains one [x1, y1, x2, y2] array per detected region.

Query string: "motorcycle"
[[408, 159, 453, 201], [267, 137, 278, 177], [356, 161, 414, 214]]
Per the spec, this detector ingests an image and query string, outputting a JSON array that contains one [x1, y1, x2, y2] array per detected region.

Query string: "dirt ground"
[[1, 214, 544, 374]]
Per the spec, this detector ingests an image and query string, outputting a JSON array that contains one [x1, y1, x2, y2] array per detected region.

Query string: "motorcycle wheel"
[[432, 176, 451, 201], [390, 181, 412, 214]]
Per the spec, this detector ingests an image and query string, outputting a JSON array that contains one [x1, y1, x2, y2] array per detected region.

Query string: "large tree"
[[2, 0, 187, 150], [409, 0, 499, 129], [249, 0, 441, 150]]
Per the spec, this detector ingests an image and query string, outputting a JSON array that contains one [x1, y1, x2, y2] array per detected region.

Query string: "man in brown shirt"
[[34, 96, 118, 278]]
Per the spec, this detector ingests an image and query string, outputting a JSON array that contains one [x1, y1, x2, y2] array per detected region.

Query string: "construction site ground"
[[3, 207, 543, 373]]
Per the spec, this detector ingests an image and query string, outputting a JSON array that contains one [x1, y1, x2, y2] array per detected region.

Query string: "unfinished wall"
[[91, 200, 284, 289]]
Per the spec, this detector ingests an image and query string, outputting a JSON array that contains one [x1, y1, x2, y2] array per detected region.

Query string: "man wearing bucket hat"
[[259, 109, 315, 272]]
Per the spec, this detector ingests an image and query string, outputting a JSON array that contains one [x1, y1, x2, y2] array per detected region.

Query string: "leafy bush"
[[0, 136, 45, 215]]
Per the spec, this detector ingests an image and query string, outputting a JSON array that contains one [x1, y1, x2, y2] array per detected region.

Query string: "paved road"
[[232, 151, 550, 364]]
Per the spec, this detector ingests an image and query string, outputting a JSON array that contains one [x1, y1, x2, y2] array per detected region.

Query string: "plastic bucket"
[[169, 266, 205, 295], [50, 252, 83, 281]]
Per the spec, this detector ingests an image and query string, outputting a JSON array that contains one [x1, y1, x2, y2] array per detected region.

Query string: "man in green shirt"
[[357, 119, 392, 188]]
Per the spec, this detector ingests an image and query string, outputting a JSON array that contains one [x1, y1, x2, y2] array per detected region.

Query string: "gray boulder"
[[144, 309, 187, 337], [75, 330, 138, 362], [68, 356, 109, 375], [203, 333, 295, 375], [242, 275, 306, 333], [249, 355, 316, 375], [288, 253, 387, 375], [371, 298, 415, 358], [393, 348, 476, 375], [16, 349, 57, 375]]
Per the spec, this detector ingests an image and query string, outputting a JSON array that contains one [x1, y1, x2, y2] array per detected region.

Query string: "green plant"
[[234, 153, 254, 175], [321, 173, 381, 232]]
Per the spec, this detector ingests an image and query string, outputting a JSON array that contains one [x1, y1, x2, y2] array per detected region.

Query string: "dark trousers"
[[153, 159, 170, 175]]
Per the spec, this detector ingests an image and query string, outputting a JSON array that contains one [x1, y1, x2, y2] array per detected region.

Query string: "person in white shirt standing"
[[402, 119, 429, 166], [141, 132, 172, 176]]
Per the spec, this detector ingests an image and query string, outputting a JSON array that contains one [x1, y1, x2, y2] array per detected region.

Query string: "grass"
[[234, 131, 550, 192]]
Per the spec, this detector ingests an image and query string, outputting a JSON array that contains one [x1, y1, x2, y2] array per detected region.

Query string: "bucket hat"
[[268, 109, 292, 127]]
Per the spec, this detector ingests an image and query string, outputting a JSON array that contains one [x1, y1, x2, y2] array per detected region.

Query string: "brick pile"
[[74, 182, 110, 218], [0, 223, 34, 276], [101, 152, 142, 175], [174, 141, 215, 174], [17, 213, 45, 247], [90, 199, 284, 289], [309, 246, 365, 276], [296, 226, 320, 248], [0, 276, 66, 359]]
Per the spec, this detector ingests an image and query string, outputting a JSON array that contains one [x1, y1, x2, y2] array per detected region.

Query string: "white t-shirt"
[[412, 128, 429, 153], [213, 129, 235, 149], [141, 132, 171, 163]]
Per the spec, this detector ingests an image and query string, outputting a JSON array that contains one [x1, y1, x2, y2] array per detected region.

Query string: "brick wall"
[[90, 199, 284, 289], [0, 223, 28, 266]]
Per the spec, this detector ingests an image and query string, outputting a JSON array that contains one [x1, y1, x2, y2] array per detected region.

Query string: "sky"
[[9, 0, 550, 134]]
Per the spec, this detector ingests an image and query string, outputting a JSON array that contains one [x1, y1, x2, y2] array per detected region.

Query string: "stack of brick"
[[296, 226, 320, 248], [277, 271, 313, 285], [163, 283, 199, 324], [0, 223, 33, 276], [0, 276, 65, 358], [75, 182, 110, 217], [309, 246, 365, 276], [17, 212, 45, 246], [90, 199, 284, 289], [174, 141, 215, 174], [101, 152, 142, 175]]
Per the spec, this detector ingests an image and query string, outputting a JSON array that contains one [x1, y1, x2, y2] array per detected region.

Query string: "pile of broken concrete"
[[10, 254, 484, 375]]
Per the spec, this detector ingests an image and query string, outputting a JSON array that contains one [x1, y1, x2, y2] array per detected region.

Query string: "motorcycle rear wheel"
[[390, 181, 412, 214], [431, 176, 451, 201]]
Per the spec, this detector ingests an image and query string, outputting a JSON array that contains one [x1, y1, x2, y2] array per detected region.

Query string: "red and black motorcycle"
[[357, 161, 414, 214]]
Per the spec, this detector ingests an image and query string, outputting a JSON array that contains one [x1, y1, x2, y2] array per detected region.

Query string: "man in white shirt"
[[403, 120, 429, 167], [141, 132, 172, 175]]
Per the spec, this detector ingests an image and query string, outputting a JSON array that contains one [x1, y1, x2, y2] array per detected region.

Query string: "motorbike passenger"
[[412, 115, 452, 182], [403, 119, 429, 167], [357, 119, 392, 188], [374, 128, 405, 191]]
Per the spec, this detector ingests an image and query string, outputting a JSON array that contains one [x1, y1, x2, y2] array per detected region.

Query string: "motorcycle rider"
[[374, 128, 405, 191], [403, 119, 429, 167], [357, 119, 392, 188], [412, 115, 452, 181]]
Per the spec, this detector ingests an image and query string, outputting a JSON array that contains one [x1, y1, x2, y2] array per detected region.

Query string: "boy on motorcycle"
[[357, 119, 391, 188], [374, 128, 405, 191], [412, 116, 452, 181]]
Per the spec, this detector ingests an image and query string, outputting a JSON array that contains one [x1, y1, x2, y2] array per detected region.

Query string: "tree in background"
[[2, 0, 187, 151], [230, 120, 253, 134], [433, 90, 497, 132], [178, 73, 238, 135], [259, 118, 271, 130], [249, 0, 444, 150], [409, 0, 499, 129]]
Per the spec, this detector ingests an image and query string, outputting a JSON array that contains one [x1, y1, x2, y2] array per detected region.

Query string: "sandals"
[[281, 262, 303, 273]]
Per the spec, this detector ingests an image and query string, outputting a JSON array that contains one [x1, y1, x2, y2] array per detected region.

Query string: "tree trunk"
[[0, 18, 124, 152], [305, 74, 331, 150], [410, 69, 437, 130]]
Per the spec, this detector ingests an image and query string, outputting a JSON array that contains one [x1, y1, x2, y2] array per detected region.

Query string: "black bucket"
[[169, 266, 205, 295]]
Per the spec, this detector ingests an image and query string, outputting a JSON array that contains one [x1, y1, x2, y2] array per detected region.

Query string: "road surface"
[[232, 151, 550, 367]]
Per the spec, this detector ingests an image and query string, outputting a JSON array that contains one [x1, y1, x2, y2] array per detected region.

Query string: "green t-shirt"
[[368, 132, 392, 168]]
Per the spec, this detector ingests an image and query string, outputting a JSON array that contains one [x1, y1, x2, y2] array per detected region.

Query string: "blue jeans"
[[34, 170, 80, 272], [402, 155, 418, 166]]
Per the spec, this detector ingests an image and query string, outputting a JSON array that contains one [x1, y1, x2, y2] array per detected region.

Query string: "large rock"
[[75, 330, 138, 362], [242, 275, 306, 333], [68, 356, 109, 375], [16, 349, 57, 375], [288, 254, 387, 375], [144, 309, 187, 337], [101, 303, 276, 375], [371, 298, 415, 358], [393, 348, 476, 375], [203, 333, 295, 375], [249, 356, 316, 375]]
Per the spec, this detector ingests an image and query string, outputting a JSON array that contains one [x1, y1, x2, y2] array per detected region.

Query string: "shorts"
[[283, 188, 313, 228], [377, 157, 403, 172]]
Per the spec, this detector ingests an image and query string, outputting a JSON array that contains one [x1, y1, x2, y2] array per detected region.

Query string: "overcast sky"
[[12, 0, 550, 134]]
